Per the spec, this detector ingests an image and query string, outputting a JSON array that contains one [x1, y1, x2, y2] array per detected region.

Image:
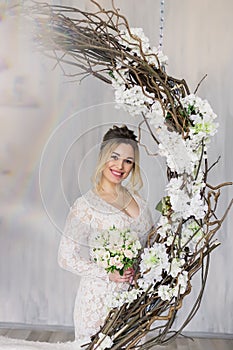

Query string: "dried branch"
[[194, 74, 208, 94], [23, 1, 190, 133], [18, 2, 233, 349], [206, 181, 233, 190]]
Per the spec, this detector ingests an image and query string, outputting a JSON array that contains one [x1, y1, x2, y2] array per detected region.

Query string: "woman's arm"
[[58, 200, 109, 281], [58, 234, 109, 280]]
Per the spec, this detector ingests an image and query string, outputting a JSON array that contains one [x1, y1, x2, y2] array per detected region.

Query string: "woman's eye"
[[111, 155, 118, 160], [125, 159, 133, 165]]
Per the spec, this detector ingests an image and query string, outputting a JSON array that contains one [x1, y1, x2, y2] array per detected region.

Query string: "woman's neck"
[[98, 179, 122, 197], [95, 179, 137, 217]]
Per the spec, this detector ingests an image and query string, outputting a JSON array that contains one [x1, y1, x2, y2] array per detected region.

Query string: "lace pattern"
[[58, 189, 153, 341]]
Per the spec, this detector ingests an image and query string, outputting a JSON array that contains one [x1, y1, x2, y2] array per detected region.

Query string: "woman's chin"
[[111, 177, 123, 184]]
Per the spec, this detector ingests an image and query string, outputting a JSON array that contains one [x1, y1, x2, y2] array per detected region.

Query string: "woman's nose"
[[116, 158, 124, 169]]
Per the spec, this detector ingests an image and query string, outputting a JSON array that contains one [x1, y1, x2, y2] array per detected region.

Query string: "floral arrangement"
[[91, 226, 141, 276], [21, 1, 233, 349]]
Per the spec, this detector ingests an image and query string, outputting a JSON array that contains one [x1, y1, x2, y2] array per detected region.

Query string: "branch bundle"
[[19, 1, 233, 349]]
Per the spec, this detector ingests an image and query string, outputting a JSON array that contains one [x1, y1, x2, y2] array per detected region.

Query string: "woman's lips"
[[110, 169, 124, 178]]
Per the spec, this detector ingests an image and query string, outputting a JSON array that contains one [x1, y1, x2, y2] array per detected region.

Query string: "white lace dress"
[[58, 189, 153, 344]]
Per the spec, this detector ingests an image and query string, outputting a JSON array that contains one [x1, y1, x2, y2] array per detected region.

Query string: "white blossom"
[[181, 220, 205, 252], [170, 258, 185, 278], [174, 271, 189, 295], [158, 131, 197, 175], [166, 177, 207, 220], [139, 244, 170, 289], [107, 288, 141, 309], [181, 94, 219, 144], [156, 215, 172, 238], [145, 101, 164, 129], [158, 271, 188, 301], [112, 79, 154, 117], [158, 285, 174, 301], [119, 27, 150, 56], [124, 249, 134, 259], [148, 46, 168, 67], [140, 245, 169, 272], [94, 333, 113, 350], [118, 28, 168, 67]]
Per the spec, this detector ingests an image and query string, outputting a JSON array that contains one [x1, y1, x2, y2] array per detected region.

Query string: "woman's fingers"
[[109, 268, 135, 283], [123, 268, 134, 277], [119, 275, 128, 282]]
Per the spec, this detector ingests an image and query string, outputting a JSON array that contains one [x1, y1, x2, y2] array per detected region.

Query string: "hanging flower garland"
[[21, 1, 232, 349]]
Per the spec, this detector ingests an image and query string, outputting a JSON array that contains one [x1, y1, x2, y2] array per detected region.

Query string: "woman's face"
[[102, 143, 135, 185]]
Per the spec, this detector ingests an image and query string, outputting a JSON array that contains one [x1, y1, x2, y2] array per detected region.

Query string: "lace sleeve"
[[58, 198, 109, 281]]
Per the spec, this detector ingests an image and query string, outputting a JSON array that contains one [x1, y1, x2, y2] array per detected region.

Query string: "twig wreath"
[[21, 1, 232, 349]]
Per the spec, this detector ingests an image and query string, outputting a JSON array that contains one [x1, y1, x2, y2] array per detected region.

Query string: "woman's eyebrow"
[[112, 152, 134, 159]]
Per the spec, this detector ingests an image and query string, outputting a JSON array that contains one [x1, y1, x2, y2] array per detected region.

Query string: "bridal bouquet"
[[91, 226, 141, 276]]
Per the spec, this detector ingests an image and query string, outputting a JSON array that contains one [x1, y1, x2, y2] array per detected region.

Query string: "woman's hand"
[[109, 267, 134, 283]]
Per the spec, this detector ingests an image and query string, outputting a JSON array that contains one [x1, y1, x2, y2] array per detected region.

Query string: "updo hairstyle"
[[92, 125, 143, 192]]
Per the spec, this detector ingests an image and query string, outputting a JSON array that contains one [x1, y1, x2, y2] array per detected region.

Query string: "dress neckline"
[[89, 189, 141, 220]]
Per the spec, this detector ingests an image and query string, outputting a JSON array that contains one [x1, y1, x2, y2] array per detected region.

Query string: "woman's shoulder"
[[69, 190, 94, 215]]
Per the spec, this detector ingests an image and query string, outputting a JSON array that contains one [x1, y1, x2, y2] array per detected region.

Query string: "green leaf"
[[108, 71, 114, 79], [156, 196, 171, 215], [155, 199, 163, 213], [119, 269, 124, 276]]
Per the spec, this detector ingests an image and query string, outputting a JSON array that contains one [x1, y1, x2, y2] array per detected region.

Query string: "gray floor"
[[0, 325, 233, 349]]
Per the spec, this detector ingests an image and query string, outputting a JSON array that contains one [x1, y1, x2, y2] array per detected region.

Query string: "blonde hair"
[[92, 137, 143, 193]]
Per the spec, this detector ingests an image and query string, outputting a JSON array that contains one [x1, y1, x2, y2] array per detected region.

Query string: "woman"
[[58, 125, 153, 344]]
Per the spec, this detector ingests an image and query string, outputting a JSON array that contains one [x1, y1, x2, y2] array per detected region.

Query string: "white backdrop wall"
[[0, 0, 232, 335]]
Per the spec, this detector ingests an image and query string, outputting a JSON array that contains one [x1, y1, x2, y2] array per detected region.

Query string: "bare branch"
[[19, 2, 232, 349]]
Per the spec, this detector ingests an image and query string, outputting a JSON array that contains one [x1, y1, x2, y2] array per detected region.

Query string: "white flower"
[[124, 249, 134, 259], [158, 270, 188, 301], [135, 239, 142, 250], [94, 333, 113, 350], [189, 193, 208, 219], [181, 220, 205, 252], [148, 46, 168, 66], [158, 285, 174, 301], [139, 244, 170, 286], [91, 248, 109, 266], [137, 275, 153, 291], [140, 245, 167, 271], [108, 228, 123, 246], [173, 271, 189, 297], [109, 256, 124, 270], [166, 176, 207, 220], [118, 28, 168, 68], [107, 288, 141, 309], [156, 215, 172, 238], [158, 131, 197, 175], [170, 258, 185, 278], [119, 28, 150, 55], [112, 80, 154, 117], [166, 235, 175, 246], [178, 271, 188, 293], [146, 101, 164, 129], [181, 94, 219, 142]]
